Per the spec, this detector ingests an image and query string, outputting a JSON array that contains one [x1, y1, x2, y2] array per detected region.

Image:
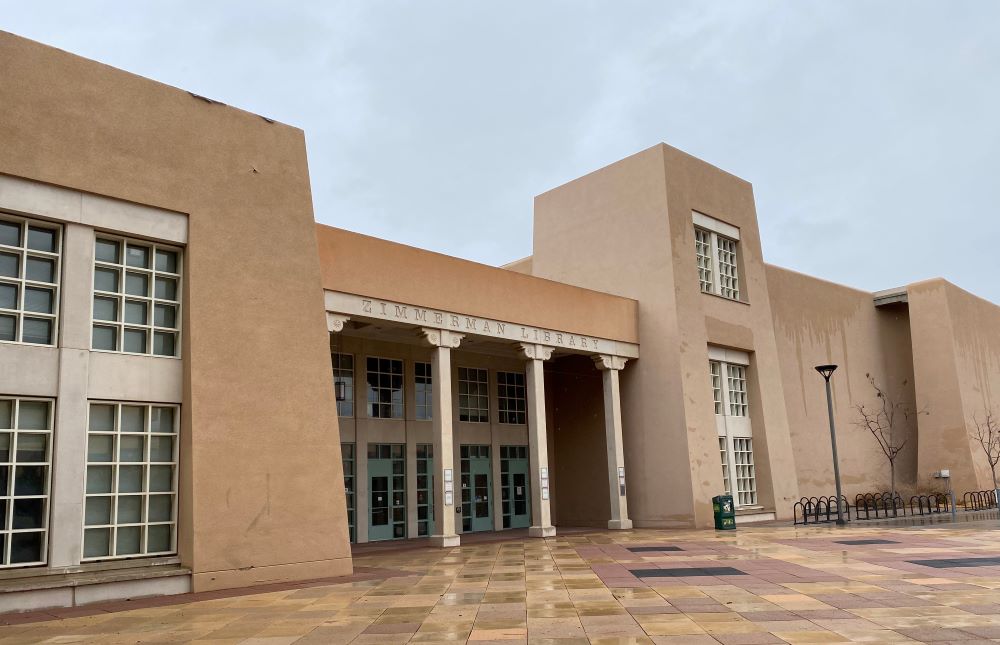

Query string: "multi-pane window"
[[727, 364, 748, 417], [341, 443, 355, 543], [497, 372, 526, 425], [0, 397, 52, 567], [366, 357, 403, 419], [719, 437, 731, 496], [694, 228, 714, 294], [332, 353, 354, 417], [416, 444, 433, 537], [733, 438, 757, 506], [0, 215, 61, 345], [458, 367, 489, 423], [716, 236, 740, 300], [92, 236, 181, 357], [415, 362, 432, 421], [84, 402, 178, 560], [710, 361, 723, 415]]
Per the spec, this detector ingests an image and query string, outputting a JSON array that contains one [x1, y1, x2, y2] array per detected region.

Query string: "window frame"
[[365, 356, 404, 419], [692, 211, 743, 303], [458, 367, 489, 423], [332, 353, 355, 418], [90, 233, 183, 358], [414, 362, 432, 421], [710, 350, 757, 508], [82, 401, 180, 562], [0, 396, 54, 569], [496, 371, 526, 425], [0, 213, 62, 347]]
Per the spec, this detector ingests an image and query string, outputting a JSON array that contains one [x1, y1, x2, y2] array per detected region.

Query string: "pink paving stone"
[[714, 633, 789, 645]]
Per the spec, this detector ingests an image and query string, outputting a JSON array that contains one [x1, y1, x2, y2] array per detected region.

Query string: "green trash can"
[[712, 494, 736, 530]]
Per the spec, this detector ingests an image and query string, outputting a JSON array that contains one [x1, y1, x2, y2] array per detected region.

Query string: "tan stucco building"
[[1, 32, 999, 612]]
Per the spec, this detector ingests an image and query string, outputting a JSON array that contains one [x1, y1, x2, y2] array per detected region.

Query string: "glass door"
[[501, 446, 530, 529], [460, 445, 493, 532], [367, 443, 405, 541], [416, 444, 434, 537]]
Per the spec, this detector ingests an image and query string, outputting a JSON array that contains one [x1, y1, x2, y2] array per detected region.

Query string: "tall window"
[[694, 228, 714, 294], [716, 236, 740, 300], [497, 372, 526, 425], [727, 364, 748, 417], [84, 402, 178, 560], [692, 212, 742, 302], [332, 353, 354, 417], [0, 215, 61, 345], [92, 236, 181, 357], [366, 357, 403, 419], [710, 361, 723, 415], [415, 362, 432, 420], [733, 438, 757, 506], [341, 443, 355, 543], [711, 353, 756, 507], [0, 397, 52, 567], [458, 367, 489, 423], [416, 444, 433, 537]]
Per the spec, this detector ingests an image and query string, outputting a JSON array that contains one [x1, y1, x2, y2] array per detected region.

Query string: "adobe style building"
[[1, 31, 999, 612]]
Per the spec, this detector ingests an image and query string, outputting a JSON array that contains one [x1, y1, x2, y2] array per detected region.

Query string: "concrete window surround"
[[0, 173, 189, 598], [711, 349, 757, 510], [0, 213, 62, 347], [693, 212, 744, 303]]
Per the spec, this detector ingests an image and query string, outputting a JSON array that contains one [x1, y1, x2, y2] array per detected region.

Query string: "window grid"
[[727, 364, 748, 417], [733, 438, 757, 506], [694, 228, 714, 293], [416, 444, 433, 537], [332, 353, 354, 417], [341, 443, 355, 543], [91, 235, 181, 357], [83, 402, 179, 561], [0, 215, 61, 346], [716, 236, 740, 300], [719, 436, 731, 497], [0, 397, 52, 568], [366, 357, 403, 419], [458, 368, 489, 423], [710, 361, 723, 415], [496, 372, 526, 425], [415, 362, 432, 421]]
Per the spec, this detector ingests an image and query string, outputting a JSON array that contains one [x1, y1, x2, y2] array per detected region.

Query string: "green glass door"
[[368, 443, 405, 541], [416, 444, 434, 537], [501, 446, 530, 529], [461, 445, 493, 532]]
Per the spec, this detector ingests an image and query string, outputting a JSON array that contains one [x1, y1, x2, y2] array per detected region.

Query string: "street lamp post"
[[815, 365, 846, 526]]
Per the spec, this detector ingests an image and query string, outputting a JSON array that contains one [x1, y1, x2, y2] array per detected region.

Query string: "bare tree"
[[971, 409, 1000, 502], [854, 374, 922, 499]]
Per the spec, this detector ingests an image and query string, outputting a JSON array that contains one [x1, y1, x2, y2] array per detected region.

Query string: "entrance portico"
[[325, 290, 637, 546]]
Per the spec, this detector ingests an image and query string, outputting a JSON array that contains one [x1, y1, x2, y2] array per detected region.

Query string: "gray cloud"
[[5, 1, 999, 301]]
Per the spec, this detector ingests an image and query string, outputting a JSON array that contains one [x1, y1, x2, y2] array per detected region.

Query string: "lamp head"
[[335, 381, 347, 402], [815, 364, 838, 381]]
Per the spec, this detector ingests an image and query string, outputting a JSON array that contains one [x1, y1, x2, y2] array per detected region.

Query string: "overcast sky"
[[5, 2, 999, 302]]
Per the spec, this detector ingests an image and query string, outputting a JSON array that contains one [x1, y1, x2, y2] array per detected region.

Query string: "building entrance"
[[500, 446, 531, 529], [460, 445, 493, 532], [368, 443, 406, 541]]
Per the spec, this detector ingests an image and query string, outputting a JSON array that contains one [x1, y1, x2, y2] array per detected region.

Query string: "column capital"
[[420, 327, 464, 348], [592, 354, 628, 371], [327, 313, 350, 333], [518, 343, 553, 361]]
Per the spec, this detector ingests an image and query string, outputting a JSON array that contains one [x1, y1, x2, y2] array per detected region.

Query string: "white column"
[[520, 343, 555, 538], [593, 354, 632, 530], [421, 328, 463, 547]]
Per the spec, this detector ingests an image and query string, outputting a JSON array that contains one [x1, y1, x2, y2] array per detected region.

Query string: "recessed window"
[[83, 402, 178, 560], [692, 211, 742, 302], [0, 397, 53, 568], [415, 362, 432, 421], [710, 361, 723, 415], [332, 353, 354, 417], [458, 367, 489, 423], [727, 364, 748, 417], [0, 215, 61, 346], [733, 438, 757, 506], [366, 357, 403, 419], [719, 437, 731, 497], [711, 352, 756, 508], [497, 371, 526, 425], [92, 236, 181, 357]]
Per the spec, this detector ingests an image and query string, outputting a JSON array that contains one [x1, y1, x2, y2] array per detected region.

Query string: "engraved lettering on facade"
[[569, 336, 576, 347], [556, 333, 563, 344], [521, 327, 529, 339], [434, 312, 444, 324], [362, 299, 372, 314], [482, 321, 491, 334], [496, 322, 505, 335], [450, 315, 460, 328], [580, 338, 588, 349], [379, 302, 387, 315], [465, 317, 477, 331], [414, 309, 427, 322], [394, 305, 408, 319]]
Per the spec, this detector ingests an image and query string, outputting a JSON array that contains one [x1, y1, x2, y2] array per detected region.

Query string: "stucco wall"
[[766, 265, 918, 500], [909, 279, 1000, 495], [0, 32, 351, 590]]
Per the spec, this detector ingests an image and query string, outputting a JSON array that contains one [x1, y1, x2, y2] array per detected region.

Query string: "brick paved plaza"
[[5, 522, 1000, 644]]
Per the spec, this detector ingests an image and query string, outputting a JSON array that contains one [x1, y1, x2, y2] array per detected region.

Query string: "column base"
[[528, 525, 557, 538], [607, 519, 633, 530], [429, 534, 461, 548]]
